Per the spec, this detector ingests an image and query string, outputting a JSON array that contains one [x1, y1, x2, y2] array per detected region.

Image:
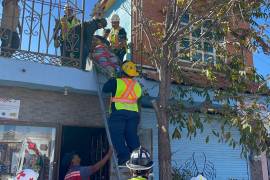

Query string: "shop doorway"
[[59, 126, 110, 180]]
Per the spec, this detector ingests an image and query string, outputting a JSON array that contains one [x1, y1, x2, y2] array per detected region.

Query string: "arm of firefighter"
[[90, 147, 113, 173], [102, 78, 116, 93]]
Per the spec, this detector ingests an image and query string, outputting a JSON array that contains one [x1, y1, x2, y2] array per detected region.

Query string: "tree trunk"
[[152, 46, 172, 180]]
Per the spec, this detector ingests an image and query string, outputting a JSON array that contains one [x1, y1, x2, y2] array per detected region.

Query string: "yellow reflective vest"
[[111, 78, 142, 112], [60, 16, 80, 39], [129, 177, 147, 180], [109, 27, 126, 49]]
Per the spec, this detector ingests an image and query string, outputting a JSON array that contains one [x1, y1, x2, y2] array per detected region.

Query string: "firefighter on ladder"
[[102, 61, 142, 166], [126, 146, 154, 180]]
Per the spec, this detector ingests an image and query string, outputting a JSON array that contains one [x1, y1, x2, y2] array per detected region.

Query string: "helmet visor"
[[126, 159, 153, 170]]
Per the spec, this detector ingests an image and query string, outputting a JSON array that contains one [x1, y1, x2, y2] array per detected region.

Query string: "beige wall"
[[0, 86, 104, 127]]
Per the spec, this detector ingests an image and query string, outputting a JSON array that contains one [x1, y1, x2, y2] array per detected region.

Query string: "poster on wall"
[[0, 98, 20, 119]]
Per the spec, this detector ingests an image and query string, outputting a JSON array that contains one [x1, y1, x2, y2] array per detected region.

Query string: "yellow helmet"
[[121, 61, 139, 77]]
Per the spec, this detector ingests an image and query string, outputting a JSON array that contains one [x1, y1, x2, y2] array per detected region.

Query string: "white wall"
[[0, 57, 97, 93]]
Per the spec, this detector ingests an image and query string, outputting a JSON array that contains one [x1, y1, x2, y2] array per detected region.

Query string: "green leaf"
[[172, 128, 181, 139], [225, 132, 231, 140], [212, 130, 219, 137], [206, 135, 210, 143]]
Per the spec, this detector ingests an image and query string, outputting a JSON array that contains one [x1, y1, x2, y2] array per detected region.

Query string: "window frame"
[[177, 15, 226, 64]]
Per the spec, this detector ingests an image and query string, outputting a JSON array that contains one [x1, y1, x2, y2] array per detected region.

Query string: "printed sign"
[[0, 97, 20, 119]]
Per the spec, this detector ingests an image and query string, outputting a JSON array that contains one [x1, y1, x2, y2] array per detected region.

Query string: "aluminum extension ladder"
[[92, 63, 122, 180]]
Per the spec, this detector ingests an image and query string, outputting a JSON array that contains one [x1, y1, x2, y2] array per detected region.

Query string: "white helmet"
[[64, 4, 73, 11], [111, 14, 120, 22], [15, 169, 39, 180]]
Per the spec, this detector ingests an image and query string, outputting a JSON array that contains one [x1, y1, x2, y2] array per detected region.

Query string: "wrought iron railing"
[[0, 0, 88, 69]]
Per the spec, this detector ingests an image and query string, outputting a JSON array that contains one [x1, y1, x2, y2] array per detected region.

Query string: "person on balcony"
[[80, 17, 107, 70], [109, 14, 127, 62], [53, 4, 80, 65], [103, 28, 110, 45], [62, 147, 113, 180], [92, 35, 120, 76], [102, 61, 142, 166], [0, 0, 21, 57]]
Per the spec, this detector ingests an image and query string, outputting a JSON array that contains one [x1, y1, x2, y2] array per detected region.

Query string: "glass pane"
[[204, 31, 213, 40], [179, 38, 190, 48], [203, 20, 212, 28], [192, 27, 201, 38], [204, 54, 214, 63], [192, 52, 202, 61], [204, 42, 214, 53], [181, 13, 189, 24], [0, 125, 56, 180], [194, 41, 202, 50], [178, 51, 191, 61], [214, 31, 225, 42]]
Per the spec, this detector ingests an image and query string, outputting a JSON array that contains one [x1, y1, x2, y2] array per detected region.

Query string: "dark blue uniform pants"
[[108, 110, 140, 165]]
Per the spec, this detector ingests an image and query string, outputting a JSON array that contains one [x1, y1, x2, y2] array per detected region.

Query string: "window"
[[0, 125, 56, 180], [178, 14, 225, 63]]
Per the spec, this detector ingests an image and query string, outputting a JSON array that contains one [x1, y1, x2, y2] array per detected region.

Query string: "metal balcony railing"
[[0, 0, 89, 69]]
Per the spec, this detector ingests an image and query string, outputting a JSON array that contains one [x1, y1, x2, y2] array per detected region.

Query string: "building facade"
[[0, 0, 268, 179], [98, 0, 270, 179]]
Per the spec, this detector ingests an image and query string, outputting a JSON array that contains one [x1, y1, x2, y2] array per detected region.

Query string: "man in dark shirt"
[[102, 61, 142, 165], [79, 18, 107, 70], [63, 147, 112, 180]]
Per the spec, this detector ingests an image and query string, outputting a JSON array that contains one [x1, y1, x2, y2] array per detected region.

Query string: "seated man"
[[63, 147, 112, 180], [92, 35, 120, 76]]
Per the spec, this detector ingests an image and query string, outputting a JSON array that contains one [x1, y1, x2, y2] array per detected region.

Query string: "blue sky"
[[253, 18, 270, 86], [254, 52, 270, 86]]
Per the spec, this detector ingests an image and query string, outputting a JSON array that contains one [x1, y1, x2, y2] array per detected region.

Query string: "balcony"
[[0, 0, 99, 93]]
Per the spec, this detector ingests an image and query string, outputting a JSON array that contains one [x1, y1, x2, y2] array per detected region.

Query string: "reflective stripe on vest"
[[129, 177, 147, 180], [61, 17, 80, 39], [111, 78, 137, 103], [64, 171, 82, 180], [109, 27, 120, 49], [111, 78, 141, 112]]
